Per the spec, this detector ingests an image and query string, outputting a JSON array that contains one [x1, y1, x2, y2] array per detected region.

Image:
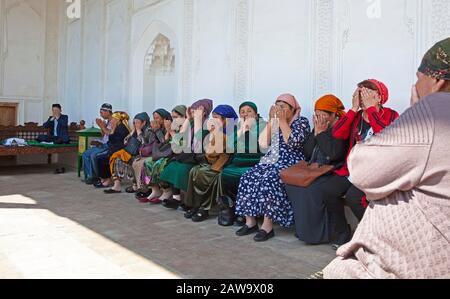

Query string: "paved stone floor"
[[0, 164, 336, 279]]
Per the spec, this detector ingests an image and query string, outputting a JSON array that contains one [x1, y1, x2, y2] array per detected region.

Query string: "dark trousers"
[[321, 174, 367, 235]]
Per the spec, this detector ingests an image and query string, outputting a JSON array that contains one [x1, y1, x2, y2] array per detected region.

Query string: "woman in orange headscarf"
[[285, 94, 348, 245]]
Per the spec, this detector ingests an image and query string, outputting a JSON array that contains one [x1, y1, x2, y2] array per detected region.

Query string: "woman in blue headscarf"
[[184, 104, 238, 222], [217, 101, 266, 226]]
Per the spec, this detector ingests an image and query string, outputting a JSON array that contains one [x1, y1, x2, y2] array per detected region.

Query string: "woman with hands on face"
[[322, 79, 399, 251], [235, 94, 311, 242], [285, 95, 348, 245]]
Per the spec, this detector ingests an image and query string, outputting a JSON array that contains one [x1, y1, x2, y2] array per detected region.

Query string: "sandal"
[[192, 209, 209, 223]]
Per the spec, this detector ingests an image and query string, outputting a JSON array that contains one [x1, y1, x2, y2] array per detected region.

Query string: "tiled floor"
[[0, 165, 336, 279]]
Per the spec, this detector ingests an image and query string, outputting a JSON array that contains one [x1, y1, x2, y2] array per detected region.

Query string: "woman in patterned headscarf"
[[322, 37, 450, 279], [103, 111, 157, 194], [235, 94, 311, 242], [94, 111, 131, 188]]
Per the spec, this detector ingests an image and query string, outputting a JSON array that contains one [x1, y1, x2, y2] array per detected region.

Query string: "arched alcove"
[[142, 33, 176, 114], [130, 21, 179, 116]]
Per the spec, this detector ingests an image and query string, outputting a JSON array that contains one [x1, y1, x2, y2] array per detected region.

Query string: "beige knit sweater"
[[324, 92, 450, 279]]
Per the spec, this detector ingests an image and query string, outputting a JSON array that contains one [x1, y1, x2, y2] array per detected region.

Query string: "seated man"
[[37, 104, 70, 144], [82, 103, 114, 185]]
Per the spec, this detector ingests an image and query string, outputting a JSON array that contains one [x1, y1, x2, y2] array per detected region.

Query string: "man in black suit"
[[37, 104, 70, 144]]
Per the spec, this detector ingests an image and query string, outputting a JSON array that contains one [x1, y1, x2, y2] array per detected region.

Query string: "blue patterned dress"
[[235, 117, 310, 227]]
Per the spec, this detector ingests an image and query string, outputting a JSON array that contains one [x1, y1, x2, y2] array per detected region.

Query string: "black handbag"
[[217, 196, 235, 227], [151, 141, 173, 161], [124, 136, 142, 156]]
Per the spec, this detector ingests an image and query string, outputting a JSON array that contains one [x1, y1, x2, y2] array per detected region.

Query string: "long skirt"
[[185, 164, 221, 213], [218, 164, 254, 201], [142, 157, 170, 187], [132, 158, 147, 190], [159, 161, 196, 192], [110, 149, 134, 182], [285, 175, 332, 244], [235, 163, 294, 228]]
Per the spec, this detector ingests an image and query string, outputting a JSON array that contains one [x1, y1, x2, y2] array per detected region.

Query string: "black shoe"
[[162, 198, 181, 210], [236, 225, 259, 237], [184, 208, 198, 219], [192, 209, 209, 222], [235, 216, 246, 227], [178, 202, 188, 212], [54, 168, 65, 174], [85, 178, 95, 185], [94, 182, 111, 189], [331, 226, 352, 251], [135, 190, 151, 199], [104, 189, 122, 194], [254, 229, 275, 242], [125, 186, 136, 194]]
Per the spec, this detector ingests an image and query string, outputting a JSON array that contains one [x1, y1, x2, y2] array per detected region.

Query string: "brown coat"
[[324, 92, 450, 279]]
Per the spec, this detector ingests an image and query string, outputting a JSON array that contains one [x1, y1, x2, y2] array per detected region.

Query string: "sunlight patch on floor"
[[0, 194, 37, 205], [0, 194, 179, 279]]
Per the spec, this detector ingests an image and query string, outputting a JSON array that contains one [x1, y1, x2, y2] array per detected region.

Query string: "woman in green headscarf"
[[159, 99, 213, 210], [136, 106, 187, 204], [217, 102, 266, 226]]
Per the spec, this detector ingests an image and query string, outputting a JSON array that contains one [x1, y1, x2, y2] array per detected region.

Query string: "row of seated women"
[[81, 78, 399, 248]]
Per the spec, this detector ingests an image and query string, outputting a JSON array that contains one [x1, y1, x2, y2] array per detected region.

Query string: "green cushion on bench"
[[27, 140, 78, 148]]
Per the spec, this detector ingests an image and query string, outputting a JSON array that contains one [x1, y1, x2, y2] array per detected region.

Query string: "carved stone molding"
[[233, 0, 249, 104], [182, 0, 194, 101], [310, 0, 334, 100], [0, 0, 5, 95], [430, 0, 450, 42]]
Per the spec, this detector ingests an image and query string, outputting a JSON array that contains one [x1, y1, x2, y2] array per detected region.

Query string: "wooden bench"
[[0, 122, 81, 164]]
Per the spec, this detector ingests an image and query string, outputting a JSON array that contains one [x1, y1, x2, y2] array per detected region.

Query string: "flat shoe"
[[254, 229, 275, 242], [125, 186, 136, 194], [184, 208, 198, 219], [104, 189, 122, 194], [162, 198, 180, 210], [138, 197, 150, 203], [149, 197, 162, 205], [192, 209, 209, 223], [236, 225, 259, 237]]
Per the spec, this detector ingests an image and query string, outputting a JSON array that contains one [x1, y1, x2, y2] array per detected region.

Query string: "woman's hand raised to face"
[[314, 114, 329, 136], [150, 120, 160, 131], [411, 85, 420, 106], [360, 87, 381, 110], [352, 88, 361, 112], [164, 119, 172, 132]]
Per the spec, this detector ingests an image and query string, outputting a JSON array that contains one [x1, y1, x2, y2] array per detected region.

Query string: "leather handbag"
[[139, 141, 154, 158], [281, 161, 334, 188], [151, 141, 173, 161]]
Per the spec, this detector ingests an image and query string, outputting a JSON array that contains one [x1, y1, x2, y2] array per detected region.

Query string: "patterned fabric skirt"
[[235, 163, 294, 227], [109, 149, 134, 181], [142, 158, 170, 187]]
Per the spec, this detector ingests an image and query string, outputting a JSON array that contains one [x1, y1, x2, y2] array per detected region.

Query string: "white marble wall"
[[0, 0, 61, 125], [11, 0, 450, 126]]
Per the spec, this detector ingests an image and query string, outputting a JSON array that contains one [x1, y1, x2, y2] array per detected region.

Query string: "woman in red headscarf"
[[323, 79, 399, 250]]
